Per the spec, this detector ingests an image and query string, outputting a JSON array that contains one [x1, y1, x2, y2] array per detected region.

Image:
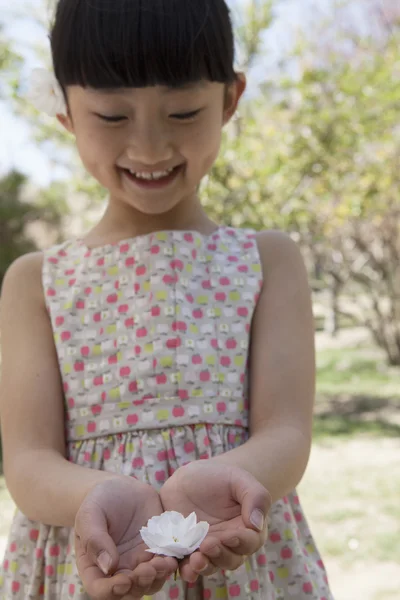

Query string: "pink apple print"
[[118, 304, 128, 314], [133, 457, 144, 469], [193, 308, 203, 319], [93, 312, 101, 323], [226, 338, 237, 350], [220, 356, 231, 367], [68, 398, 75, 408], [69, 584, 75, 595], [167, 337, 181, 349], [55, 316, 64, 327], [179, 389, 189, 401], [97, 257, 105, 267], [229, 585, 241, 597], [238, 264, 248, 273], [134, 283, 141, 294], [125, 317, 135, 328], [244, 241, 254, 249], [74, 361, 84, 372], [192, 354, 203, 365], [81, 346, 90, 357], [50, 544, 60, 557], [125, 256, 135, 267], [186, 293, 194, 303], [284, 512, 292, 523], [108, 354, 118, 365], [120, 366, 131, 377], [228, 255, 238, 263], [157, 450, 168, 461], [29, 529, 39, 542], [94, 375, 104, 386], [170, 259, 184, 270], [317, 559, 325, 570], [151, 245, 160, 254], [173, 406, 185, 418], [76, 299, 85, 309], [207, 243, 217, 251], [294, 511, 303, 522], [202, 279, 211, 290], [270, 531, 281, 543], [184, 233, 194, 243], [45, 565, 54, 577], [155, 470, 166, 483], [135, 345, 142, 356], [281, 546, 293, 560], [173, 321, 187, 332], [203, 590, 212, 600], [91, 405, 102, 416], [257, 554, 267, 566], [200, 370, 211, 382], [136, 265, 146, 276], [136, 327, 148, 338], [215, 292, 226, 302], [237, 307, 248, 317], [9, 542, 17, 553], [211, 338, 218, 349], [11, 582, 20, 593], [127, 414, 139, 426], [61, 331, 71, 342], [84, 286, 92, 295], [3, 560, 8, 571], [168, 448, 176, 460], [169, 585, 180, 599], [217, 402, 227, 414], [219, 276, 230, 286], [35, 548, 43, 559], [152, 306, 161, 317], [184, 441, 196, 453], [156, 374, 167, 385], [303, 582, 313, 594], [250, 580, 259, 592], [87, 422, 96, 434]]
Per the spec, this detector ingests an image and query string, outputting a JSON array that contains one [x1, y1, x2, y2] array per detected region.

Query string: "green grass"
[[316, 346, 400, 398]]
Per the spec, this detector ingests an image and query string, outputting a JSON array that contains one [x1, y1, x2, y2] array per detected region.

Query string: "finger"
[[75, 504, 119, 576], [199, 538, 245, 571], [127, 556, 178, 598], [229, 469, 272, 533], [75, 533, 133, 600], [219, 527, 267, 556]]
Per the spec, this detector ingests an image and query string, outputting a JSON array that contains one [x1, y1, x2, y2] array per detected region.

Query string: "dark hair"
[[50, 0, 237, 91]]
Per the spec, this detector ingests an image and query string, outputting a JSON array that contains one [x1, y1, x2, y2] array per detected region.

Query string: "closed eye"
[[171, 110, 202, 120], [96, 114, 127, 123]]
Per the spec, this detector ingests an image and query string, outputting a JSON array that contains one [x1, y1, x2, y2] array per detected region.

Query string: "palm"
[[160, 462, 244, 530], [75, 478, 177, 597]]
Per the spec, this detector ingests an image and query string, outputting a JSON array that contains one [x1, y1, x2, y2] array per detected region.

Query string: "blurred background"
[[0, 1, 399, 598]]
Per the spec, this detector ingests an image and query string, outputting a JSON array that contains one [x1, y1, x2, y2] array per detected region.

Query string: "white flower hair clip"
[[140, 511, 209, 560], [27, 68, 67, 117]]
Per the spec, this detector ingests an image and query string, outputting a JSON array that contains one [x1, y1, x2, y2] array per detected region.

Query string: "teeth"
[[130, 167, 175, 180]]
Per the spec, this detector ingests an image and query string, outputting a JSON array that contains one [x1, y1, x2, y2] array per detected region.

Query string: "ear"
[[223, 72, 247, 125], [56, 113, 74, 134]]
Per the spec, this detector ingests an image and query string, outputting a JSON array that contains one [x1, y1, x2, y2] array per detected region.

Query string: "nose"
[[126, 121, 174, 167]]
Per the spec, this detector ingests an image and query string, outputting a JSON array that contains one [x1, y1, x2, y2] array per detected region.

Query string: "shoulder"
[[1, 252, 45, 310], [254, 230, 306, 282]]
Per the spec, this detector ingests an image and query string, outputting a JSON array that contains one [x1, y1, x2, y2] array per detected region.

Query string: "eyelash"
[[97, 110, 201, 123]]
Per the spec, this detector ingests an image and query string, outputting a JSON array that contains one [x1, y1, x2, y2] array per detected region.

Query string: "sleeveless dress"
[[0, 227, 333, 600]]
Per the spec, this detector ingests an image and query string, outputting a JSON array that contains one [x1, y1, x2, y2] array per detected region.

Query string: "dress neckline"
[[76, 226, 224, 254]]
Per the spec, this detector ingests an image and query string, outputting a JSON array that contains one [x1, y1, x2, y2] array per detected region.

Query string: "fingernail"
[[97, 551, 112, 575], [250, 509, 265, 531], [138, 576, 154, 587], [198, 563, 209, 572], [113, 583, 131, 596]]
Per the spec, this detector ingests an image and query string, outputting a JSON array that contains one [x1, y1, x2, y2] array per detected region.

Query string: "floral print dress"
[[0, 227, 333, 600]]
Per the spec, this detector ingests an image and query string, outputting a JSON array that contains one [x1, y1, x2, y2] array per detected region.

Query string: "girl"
[[0, 1, 334, 599]]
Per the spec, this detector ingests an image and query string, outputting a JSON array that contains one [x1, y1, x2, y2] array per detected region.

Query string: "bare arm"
[[213, 231, 315, 502], [0, 253, 128, 528]]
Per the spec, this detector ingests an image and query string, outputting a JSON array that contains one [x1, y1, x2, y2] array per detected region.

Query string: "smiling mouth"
[[121, 164, 184, 189]]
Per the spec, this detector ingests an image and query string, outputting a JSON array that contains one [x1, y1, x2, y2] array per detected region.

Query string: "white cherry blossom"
[[27, 68, 66, 116], [140, 511, 209, 560]]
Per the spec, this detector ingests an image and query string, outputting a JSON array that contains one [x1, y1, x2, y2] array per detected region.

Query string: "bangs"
[[51, 0, 237, 90]]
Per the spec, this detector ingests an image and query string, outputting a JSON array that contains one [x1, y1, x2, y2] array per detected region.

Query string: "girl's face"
[[59, 78, 246, 217]]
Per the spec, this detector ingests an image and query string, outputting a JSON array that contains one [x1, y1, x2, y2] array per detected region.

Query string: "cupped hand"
[[160, 461, 271, 582], [75, 477, 178, 600]]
